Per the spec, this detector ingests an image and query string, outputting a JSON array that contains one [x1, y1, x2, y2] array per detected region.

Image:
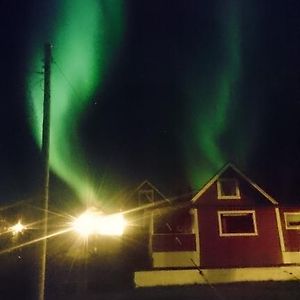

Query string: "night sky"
[[1, 0, 300, 208]]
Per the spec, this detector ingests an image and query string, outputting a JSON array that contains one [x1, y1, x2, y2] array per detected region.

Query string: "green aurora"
[[27, 0, 252, 199], [27, 0, 124, 202], [184, 0, 242, 187]]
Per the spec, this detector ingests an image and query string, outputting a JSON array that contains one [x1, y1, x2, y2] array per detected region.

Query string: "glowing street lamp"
[[10, 220, 26, 236], [97, 214, 126, 236], [72, 211, 99, 237], [72, 210, 126, 237]]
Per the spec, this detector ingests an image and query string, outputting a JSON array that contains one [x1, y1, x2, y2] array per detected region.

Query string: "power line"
[[52, 59, 82, 100]]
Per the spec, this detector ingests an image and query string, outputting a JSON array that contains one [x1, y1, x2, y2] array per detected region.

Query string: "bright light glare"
[[72, 211, 126, 237], [97, 214, 126, 236], [10, 221, 26, 235], [72, 211, 97, 237]]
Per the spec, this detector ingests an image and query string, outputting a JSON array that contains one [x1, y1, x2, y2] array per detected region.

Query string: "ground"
[[1, 244, 300, 299], [46, 281, 300, 300]]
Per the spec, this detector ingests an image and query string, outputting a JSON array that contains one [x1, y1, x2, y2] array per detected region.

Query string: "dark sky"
[[1, 0, 300, 206]]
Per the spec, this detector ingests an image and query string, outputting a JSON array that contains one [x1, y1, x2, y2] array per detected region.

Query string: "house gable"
[[134, 180, 169, 207], [191, 164, 282, 268], [192, 163, 278, 206]]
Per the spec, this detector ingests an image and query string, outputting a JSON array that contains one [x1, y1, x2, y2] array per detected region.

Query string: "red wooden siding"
[[145, 166, 300, 269], [192, 167, 284, 267], [196, 168, 275, 207], [197, 207, 282, 267]]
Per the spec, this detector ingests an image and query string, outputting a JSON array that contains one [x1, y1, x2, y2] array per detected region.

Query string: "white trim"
[[134, 266, 300, 287], [135, 180, 170, 203], [275, 207, 286, 252], [283, 252, 300, 264], [152, 251, 199, 268], [149, 211, 154, 263], [151, 233, 194, 236], [217, 178, 241, 199], [218, 210, 258, 237], [284, 212, 300, 230], [193, 208, 200, 266], [192, 163, 278, 205], [191, 166, 227, 203]]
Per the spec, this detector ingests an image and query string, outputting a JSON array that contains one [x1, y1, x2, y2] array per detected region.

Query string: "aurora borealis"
[[27, 0, 124, 202], [28, 0, 244, 199], [184, 0, 242, 186], [1, 0, 300, 204]]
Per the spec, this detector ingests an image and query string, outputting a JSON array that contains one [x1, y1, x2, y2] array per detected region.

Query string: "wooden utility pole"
[[38, 42, 52, 300]]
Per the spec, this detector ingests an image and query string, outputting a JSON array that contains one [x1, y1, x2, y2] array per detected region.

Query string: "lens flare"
[[72, 211, 99, 237], [97, 214, 126, 236], [10, 220, 26, 235], [72, 210, 126, 237]]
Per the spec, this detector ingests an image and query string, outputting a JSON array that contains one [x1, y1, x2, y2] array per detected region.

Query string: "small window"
[[217, 179, 241, 199], [218, 211, 257, 236], [138, 189, 154, 206], [284, 212, 300, 230]]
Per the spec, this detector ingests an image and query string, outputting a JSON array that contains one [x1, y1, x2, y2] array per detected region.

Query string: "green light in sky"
[[184, 0, 241, 187], [27, 0, 124, 202]]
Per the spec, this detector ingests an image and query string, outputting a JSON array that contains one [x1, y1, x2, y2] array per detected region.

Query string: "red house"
[[134, 164, 300, 286], [192, 163, 282, 268]]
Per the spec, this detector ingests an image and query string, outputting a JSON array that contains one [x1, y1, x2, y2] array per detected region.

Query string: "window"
[[284, 212, 300, 230], [218, 211, 258, 236], [217, 178, 241, 199], [138, 189, 154, 206]]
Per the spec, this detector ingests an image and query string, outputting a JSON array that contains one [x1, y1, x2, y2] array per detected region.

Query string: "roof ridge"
[[191, 163, 278, 205]]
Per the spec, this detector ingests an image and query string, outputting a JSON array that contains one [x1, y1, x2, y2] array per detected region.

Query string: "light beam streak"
[[0, 228, 72, 255]]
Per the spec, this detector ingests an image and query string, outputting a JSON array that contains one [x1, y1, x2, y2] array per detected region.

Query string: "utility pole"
[[38, 42, 52, 300]]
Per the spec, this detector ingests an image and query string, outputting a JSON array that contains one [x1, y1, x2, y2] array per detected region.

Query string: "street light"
[[72, 211, 98, 237], [10, 220, 26, 236], [72, 210, 127, 237]]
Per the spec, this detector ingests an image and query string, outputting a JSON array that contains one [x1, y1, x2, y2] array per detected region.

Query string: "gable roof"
[[134, 180, 171, 204], [131, 179, 171, 206], [191, 163, 278, 205]]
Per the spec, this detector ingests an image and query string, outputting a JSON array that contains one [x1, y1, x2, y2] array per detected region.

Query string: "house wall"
[[194, 171, 283, 268], [142, 168, 299, 270], [135, 266, 300, 287], [279, 207, 300, 252], [197, 169, 275, 207], [277, 207, 300, 264], [150, 172, 285, 269], [197, 206, 282, 267], [151, 208, 200, 268]]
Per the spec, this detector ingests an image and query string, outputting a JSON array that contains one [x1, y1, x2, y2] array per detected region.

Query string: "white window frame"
[[218, 210, 258, 237], [284, 212, 300, 230], [217, 178, 241, 199]]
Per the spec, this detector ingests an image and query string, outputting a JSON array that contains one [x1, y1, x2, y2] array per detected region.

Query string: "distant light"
[[10, 221, 26, 235], [72, 210, 126, 237]]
